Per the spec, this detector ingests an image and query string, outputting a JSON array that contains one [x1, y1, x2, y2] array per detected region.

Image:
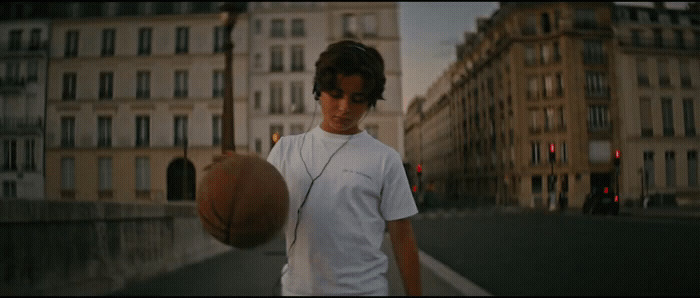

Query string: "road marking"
[[419, 250, 492, 296]]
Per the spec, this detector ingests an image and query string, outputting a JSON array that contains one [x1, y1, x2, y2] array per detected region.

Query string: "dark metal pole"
[[183, 137, 188, 200], [221, 17, 235, 154]]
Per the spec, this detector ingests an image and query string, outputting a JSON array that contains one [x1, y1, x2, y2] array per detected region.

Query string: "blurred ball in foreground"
[[196, 154, 289, 249]]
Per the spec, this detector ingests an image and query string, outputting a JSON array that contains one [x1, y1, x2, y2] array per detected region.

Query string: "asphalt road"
[[411, 211, 700, 295]]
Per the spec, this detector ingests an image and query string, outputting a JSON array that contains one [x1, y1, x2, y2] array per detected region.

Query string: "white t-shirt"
[[267, 126, 418, 296]]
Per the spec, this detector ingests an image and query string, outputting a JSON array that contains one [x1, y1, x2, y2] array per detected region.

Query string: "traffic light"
[[416, 164, 422, 176], [549, 143, 556, 163], [614, 150, 621, 166]]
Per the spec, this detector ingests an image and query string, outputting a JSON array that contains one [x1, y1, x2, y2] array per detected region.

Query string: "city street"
[[412, 209, 700, 295]]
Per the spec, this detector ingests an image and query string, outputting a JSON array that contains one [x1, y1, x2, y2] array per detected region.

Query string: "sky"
[[397, 2, 690, 112]]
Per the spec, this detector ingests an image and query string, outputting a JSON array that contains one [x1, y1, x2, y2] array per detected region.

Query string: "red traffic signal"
[[549, 143, 556, 153], [604, 187, 609, 194], [614, 150, 621, 166], [416, 164, 422, 174], [549, 143, 556, 163], [412, 185, 417, 192]]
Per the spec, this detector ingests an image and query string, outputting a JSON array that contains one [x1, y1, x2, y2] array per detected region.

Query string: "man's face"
[[319, 74, 369, 135]]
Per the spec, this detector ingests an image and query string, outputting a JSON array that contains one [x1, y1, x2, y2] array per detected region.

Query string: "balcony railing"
[[0, 117, 42, 134], [585, 87, 610, 99], [619, 36, 700, 51], [0, 77, 26, 95]]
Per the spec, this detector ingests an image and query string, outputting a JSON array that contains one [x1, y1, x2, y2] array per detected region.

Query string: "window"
[[543, 75, 553, 98], [540, 44, 549, 64], [665, 151, 676, 187], [558, 106, 566, 130], [97, 116, 112, 147], [5, 62, 20, 83], [101, 29, 115, 56], [524, 45, 536, 66], [362, 14, 378, 37], [695, 31, 700, 49], [290, 81, 304, 113], [174, 116, 188, 146], [532, 176, 543, 194], [644, 151, 655, 188], [135, 116, 150, 147], [270, 46, 283, 72], [343, 14, 358, 37], [254, 19, 262, 35], [653, 29, 664, 48], [271, 19, 284, 37], [636, 58, 649, 86], [674, 29, 685, 49], [679, 60, 692, 88], [61, 157, 75, 191], [270, 125, 283, 149], [631, 29, 642, 46], [555, 73, 564, 96], [254, 53, 262, 69], [683, 99, 696, 137], [290, 45, 304, 71], [29, 29, 41, 50], [61, 117, 75, 148], [254, 91, 261, 110], [561, 141, 568, 163], [2, 140, 17, 171], [212, 115, 221, 145], [138, 28, 151, 55], [62, 73, 76, 100], [64, 30, 79, 58], [522, 15, 537, 35], [9, 30, 22, 51], [175, 27, 189, 54], [689, 151, 698, 187], [583, 40, 604, 64], [541, 13, 551, 34], [270, 82, 283, 114], [98, 72, 114, 100], [640, 97, 653, 137], [658, 59, 671, 87], [135, 157, 150, 192], [588, 105, 610, 131], [529, 109, 539, 132], [98, 157, 112, 192], [574, 9, 597, 29], [553, 42, 561, 62], [23, 139, 35, 171], [174, 70, 188, 98], [2, 181, 17, 199], [585, 71, 608, 98], [545, 108, 554, 131], [291, 19, 305, 37], [661, 98, 674, 136], [136, 71, 150, 99], [527, 76, 538, 100], [531, 141, 540, 164], [213, 26, 225, 53], [27, 60, 38, 82], [365, 124, 379, 139], [212, 70, 224, 98]]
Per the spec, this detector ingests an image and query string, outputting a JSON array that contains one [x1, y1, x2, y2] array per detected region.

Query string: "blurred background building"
[[0, 2, 404, 202], [404, 2, 699, 210]]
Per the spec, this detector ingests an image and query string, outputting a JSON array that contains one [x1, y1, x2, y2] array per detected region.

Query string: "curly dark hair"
[[313, 40, 385, 108]]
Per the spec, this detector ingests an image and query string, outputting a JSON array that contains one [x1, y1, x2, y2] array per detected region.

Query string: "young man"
[[267, 40, 421, 295]]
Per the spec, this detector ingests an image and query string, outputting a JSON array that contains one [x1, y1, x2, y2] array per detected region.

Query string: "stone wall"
[[0, 199, 231, 295]]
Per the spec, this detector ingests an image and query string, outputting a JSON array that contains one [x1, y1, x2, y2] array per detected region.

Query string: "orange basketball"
[[196, 153, 289, 249]]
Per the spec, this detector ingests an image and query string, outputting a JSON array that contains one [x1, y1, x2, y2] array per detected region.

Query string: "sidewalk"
[[111, 233, 490, 296]]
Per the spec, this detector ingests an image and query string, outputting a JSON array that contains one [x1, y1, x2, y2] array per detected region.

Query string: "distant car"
[[582, 187, 619, 215]]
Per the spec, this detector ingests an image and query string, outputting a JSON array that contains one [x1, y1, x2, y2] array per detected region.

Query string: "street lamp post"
[[219, 3, 246, 155]]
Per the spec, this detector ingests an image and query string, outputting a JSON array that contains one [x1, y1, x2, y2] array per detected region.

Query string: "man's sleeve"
[[379, 152, 419, 221]]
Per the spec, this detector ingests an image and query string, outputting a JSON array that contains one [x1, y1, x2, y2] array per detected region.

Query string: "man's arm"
[[387, 218, 422, 296]]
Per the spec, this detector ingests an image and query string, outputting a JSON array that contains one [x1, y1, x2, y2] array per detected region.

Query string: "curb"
[[418, 250, 492, 296]]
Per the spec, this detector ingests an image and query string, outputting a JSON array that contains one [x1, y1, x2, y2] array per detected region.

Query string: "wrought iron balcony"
[[0, 117, 42, 135]]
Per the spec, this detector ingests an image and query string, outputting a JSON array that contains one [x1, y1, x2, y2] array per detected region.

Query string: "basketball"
[[196, 153, 289, 249]]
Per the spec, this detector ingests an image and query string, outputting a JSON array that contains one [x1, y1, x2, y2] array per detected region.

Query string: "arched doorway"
[[167, 158, 196, 201]]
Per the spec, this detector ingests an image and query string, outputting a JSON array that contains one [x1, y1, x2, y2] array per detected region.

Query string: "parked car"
[[582, 187, 619, 215]]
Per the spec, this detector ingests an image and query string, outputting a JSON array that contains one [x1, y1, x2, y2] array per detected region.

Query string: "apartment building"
[[0, 14, 50, 200], [408, 2, 699, 209], [612, 3, 700, 206], [247, 2, 404, 158], [44, 2, 249, 202]]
